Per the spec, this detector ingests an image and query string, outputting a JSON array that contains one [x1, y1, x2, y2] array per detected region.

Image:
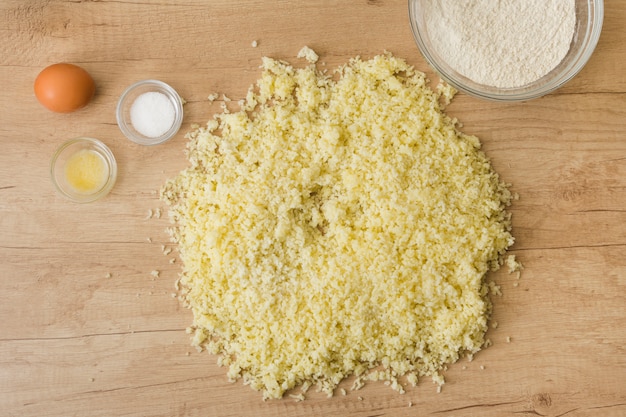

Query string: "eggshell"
[[34, 63, 96, 113]]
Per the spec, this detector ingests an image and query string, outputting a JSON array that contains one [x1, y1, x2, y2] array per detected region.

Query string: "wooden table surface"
[[1, 1, 625, 416]]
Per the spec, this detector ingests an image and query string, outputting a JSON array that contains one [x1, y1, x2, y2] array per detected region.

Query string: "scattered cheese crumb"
[[408, 401, 413, 407], [506, 254, 523, 273], [150, 270, 160, 278], [406, 373, 418, 387], [492, 321, 499, 329], [161, 49, 515, 400], [506, 336, 511, 343], [155, 208, 162, 219], [297, 45, 319, 63], [340, 388, 347, 396], [146, 237, 152, 243], [436, 385, 442, 393], [480, 365, 485, 370], [489, 281, 503, 296], [105, 272, 112, 279], [251, 40, 258, 48], [208, 93, 219, 102], [289, 393, 305, 402], [351, 377, 365, 391], [437, 82, 458, 106]]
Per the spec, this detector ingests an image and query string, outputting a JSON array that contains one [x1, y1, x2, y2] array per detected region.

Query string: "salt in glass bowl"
[[116, 79, 184, 145], [408, 0, 604, 102], [50, 137, 117, 203]]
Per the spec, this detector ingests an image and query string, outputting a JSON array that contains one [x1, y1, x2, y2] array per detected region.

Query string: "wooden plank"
[[1, 0, 625, 416]]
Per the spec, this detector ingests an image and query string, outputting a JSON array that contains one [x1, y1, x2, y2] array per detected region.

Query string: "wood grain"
[[1, 1, 625, 416]]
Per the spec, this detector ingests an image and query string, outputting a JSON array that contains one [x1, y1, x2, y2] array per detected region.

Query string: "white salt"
[[130, 91, 176, 138]]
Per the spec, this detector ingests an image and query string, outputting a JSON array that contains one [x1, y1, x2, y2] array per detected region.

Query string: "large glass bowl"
[[408, 0, 604, 101]]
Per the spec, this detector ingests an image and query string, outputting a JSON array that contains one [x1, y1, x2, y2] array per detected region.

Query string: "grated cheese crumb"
[[489, 281, 503, 296], [289, 393, 305, 402], [297, 45, 319, 63], [207, 93, 219, 102], [251, 40, 258, 48], [150, 270, 160, 278], [161, 49, 516, 400], [506, 254, 523, 273], [351, 377, 365, 391]]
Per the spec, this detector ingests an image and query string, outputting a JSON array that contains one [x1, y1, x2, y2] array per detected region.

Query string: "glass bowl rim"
[[407, 0, 604, 102], [116, 79, 184, 145], [50, 136, 117, 203]]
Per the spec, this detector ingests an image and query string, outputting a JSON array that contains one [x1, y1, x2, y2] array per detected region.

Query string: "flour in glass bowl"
[[423, 0, 576, 88]]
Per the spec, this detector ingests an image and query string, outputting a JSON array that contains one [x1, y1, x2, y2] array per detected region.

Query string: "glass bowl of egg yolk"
[[50, 137, 117, 203]]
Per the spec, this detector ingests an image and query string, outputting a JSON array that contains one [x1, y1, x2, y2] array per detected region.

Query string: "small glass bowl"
[[116, 79, 184, 145], [408, 0, 604, 102], [50, 137, 117, 203]]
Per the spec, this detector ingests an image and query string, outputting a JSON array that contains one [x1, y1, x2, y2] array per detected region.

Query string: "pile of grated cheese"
[[161, 48, 515, 400]]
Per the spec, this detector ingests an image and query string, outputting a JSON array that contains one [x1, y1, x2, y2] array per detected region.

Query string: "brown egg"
[[34, 63, 96, 113]]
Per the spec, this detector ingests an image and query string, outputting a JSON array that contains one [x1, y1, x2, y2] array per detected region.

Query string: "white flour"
[[423, 0, 576, 88]]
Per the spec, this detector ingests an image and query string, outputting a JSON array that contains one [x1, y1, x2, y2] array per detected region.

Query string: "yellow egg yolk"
[[64, 149, 108, 194]]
